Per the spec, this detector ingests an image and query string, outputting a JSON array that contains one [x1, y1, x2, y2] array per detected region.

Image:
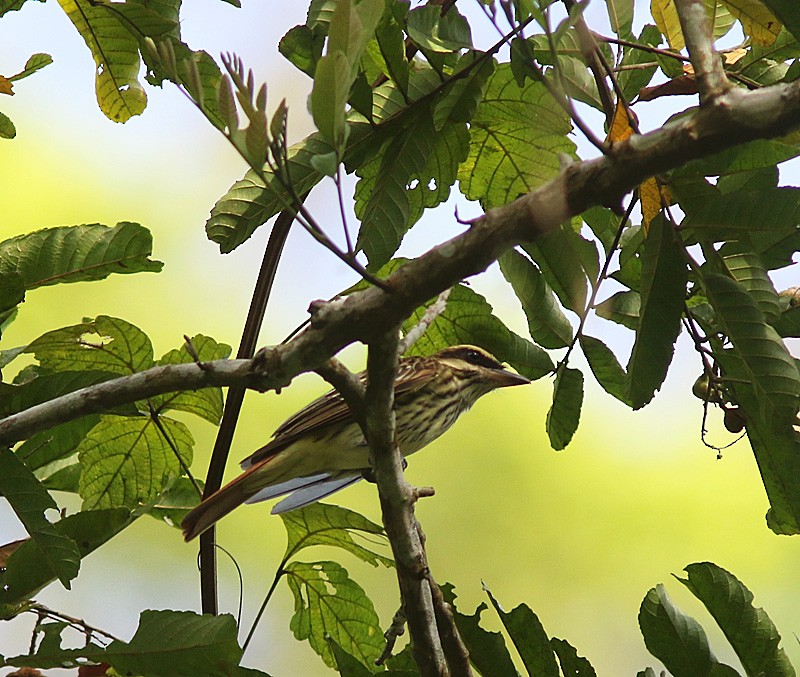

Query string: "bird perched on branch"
[[181, 345, 529, 541]]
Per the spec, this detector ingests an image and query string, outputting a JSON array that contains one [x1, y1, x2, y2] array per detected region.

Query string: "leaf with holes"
[[285, 560, 383, 670]]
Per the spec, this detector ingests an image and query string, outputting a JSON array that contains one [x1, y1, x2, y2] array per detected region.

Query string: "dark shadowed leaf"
[[546, 366, 584, 450], [551, 637, 597, 676], [580, 335, 630, 404], [677, 562, 795, 677]]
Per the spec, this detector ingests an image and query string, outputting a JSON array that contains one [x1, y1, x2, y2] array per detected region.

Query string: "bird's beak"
[[491, 367, 530, 388]]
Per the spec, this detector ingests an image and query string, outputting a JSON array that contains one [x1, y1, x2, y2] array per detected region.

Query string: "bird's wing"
[[240, 356, 435, 469]]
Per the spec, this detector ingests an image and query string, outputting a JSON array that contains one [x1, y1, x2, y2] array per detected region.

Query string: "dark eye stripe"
[[439, 345, 504, 370]]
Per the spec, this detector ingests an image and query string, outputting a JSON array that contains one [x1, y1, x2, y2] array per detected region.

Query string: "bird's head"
[[433, 344, 530, 399]]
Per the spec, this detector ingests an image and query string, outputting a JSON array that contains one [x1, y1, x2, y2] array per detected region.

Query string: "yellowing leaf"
[[641, 177, 672, 231], [0, 76, 13, 95], [57, 0, 147, 122], [606, 99, 634, 144], [723, 46, 748, 64], [719, 0, 781, 45], [651, 0, 684, 50]]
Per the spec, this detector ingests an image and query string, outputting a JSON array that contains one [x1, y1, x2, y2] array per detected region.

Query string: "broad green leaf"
[[0, 0, 31, 17], [582, 206, 621, 254], [150, 334, 231, 424], [279, 24, 325, 78], [596, 290, 641, 330], [677, 140, 800, 177], [719, 0, 781, 45], [580, 335, 630, 404], [375, 18, 408, 95], [627, 216, 687, 409], [403, 283, 554, 380], [8, 53, 53, 82], [0, 223, 162, 294], [16, 415, 100, 472], [285, 560, 383, 670], [57, 0, 147, 121], [702, 272, 800, 424], [442, 583, 517, 677], [682, 188, 800, 239], [761, 0, 800, 40], [716, 167, 779, 194], [78, 415, 193, 510], [638, 584, 715, 676], [546, 366, 584, 450], [407, 5, 472, 52], [0, 448, 80, 589], [5, 610, 264, 676], [354, 117, 467, 267], [549, 55, 603, 111], [148, 476, 203, 529], [0, 508, 130, 605], [0, 272, 24, 313], [312, 51, 351, 151], [773, 305, 800, 337], [551, 637, 598, 676], [677, 562, 795, 677], [355, 108, 437, 268], [607, 0, 634, 37], [499, 249, 572, 349], [458, 63, 575, 210], [432, 53, 495, 130], [26, 315, 154, 375], [522, 225, 591, 313], [91, 1, 178, 37], [328, 639, 374, 677], [206, 133, 332, 253], [719, 246, 780, 324], [485, 587, 560, 677], [280, 502, 393, 567]]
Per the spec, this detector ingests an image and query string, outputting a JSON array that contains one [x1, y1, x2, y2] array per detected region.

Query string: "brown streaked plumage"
[[181, 345, 529, 541]]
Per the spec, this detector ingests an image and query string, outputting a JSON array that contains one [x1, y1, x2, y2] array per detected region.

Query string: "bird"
[[181, 344, 530, 541]]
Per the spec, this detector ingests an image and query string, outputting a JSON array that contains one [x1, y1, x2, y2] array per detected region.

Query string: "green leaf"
[[761, 0, 800, 40], [206, 133, 331, 253], [0, 109, 16, 139], [677, 139, 800, 177], [596, 290, 641, 330], [17, 415, 101, 472], [522, 224, 590, 313], [56, 0, 147, 121], [8, 53, 53, 82], [677, 562, 795, 677], [773, 305, 800, 337], [442, 583, 517, 677], [5, 610, 264, 676], [280, 502, 393, 567], [311, 50, 351, 151], [285, 560, 383, 670], [0, 448, 80, 589], [0, 223, 162, 295], [150, 334, 231, 424], [580, 335, 630, 405], [0, 371, 115, 418], [638, 584, 715, 676], [627, 215, 687, 409], [432, 53, 495, 130], [78, 415, 194, 510], [403, 284, 554, 380], [279, 24, 325, 78], [702, 272, 800, 424], [26, 315, 154, 375], [499, 249, 573, 349], [328, 638, 374, 677], [551, 637, 598, 676], [546, 366, 584, 450], [458, 62, 576, 210], [606, 0, 634, 37], [617, 25, 662, 102], [485, 587, 560, 677], [718, 245, 780, 324], [407, 5, 472, 52], [355, 108, 438, 268], [0, 508, 130, 606], [0, 272, 24, 313], [148, 476, 203, 529], [0, 0, 32, 17], [354, 116, 467, 268]]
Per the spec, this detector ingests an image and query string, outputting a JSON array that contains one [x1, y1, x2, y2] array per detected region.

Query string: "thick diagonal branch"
[[1, 79, 799, 448]]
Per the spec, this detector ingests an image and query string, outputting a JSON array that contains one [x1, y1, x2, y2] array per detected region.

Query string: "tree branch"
[[673, 0, 731, 101], [364, 329, 447, 675], [2, 79, 799, 448]]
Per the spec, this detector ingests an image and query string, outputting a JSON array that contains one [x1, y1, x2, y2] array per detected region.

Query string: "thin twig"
[[398, 288, 452, 354]]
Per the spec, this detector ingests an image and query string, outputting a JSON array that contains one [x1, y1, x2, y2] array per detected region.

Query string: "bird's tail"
[[181, 473, 254, 541]]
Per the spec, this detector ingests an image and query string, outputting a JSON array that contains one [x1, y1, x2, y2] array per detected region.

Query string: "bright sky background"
[[2, 1, 800, 675]]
